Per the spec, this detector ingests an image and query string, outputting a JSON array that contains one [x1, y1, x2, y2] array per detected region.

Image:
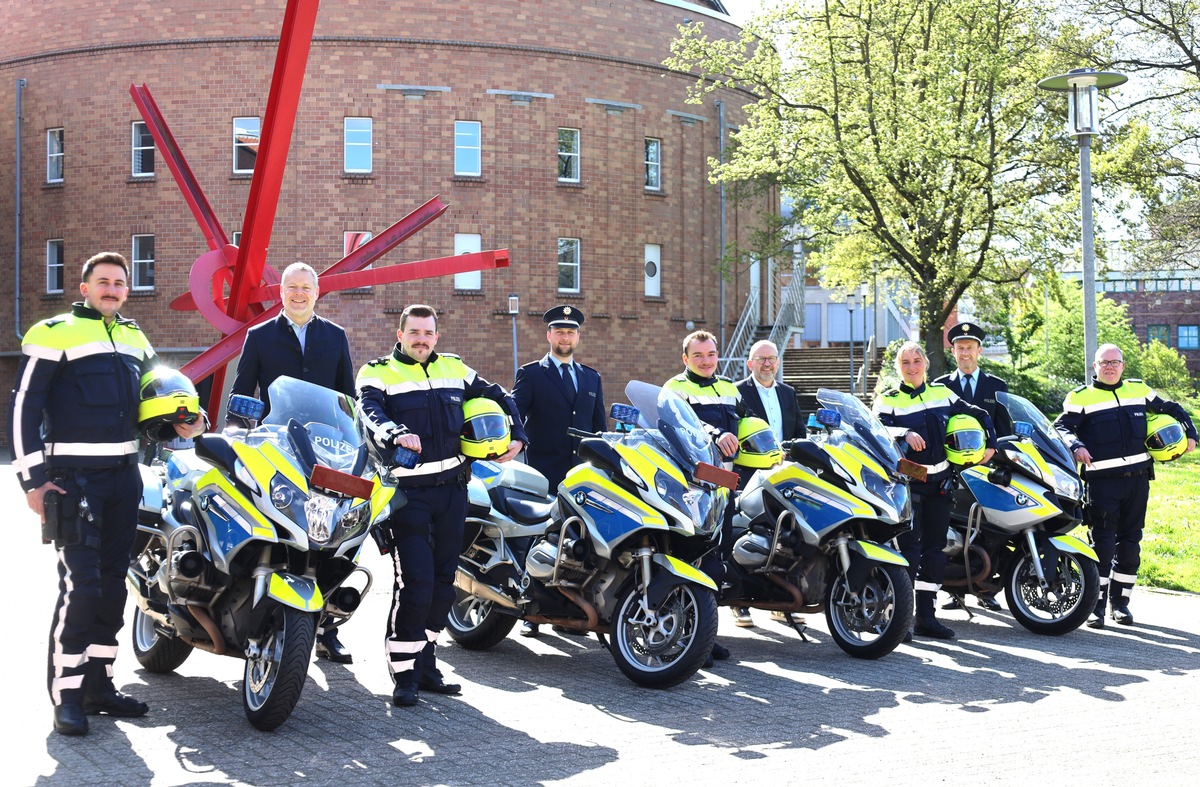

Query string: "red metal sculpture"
[[129, 0, 507, 422]]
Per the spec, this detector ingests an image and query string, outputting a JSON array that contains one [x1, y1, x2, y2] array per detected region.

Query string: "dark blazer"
[[934, 368, 1012, 437], [512, 354, 606, 493], [735, 376, 803, 441], [229, 313, 356, 424]]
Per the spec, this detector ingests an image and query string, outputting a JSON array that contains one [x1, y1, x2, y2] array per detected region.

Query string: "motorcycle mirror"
[[816, 408, 842, 428], [227, 394, 265, 424], [1013, 421, 1034, 439], [286, 419, 319, 476], [610, 403, 640, 427]]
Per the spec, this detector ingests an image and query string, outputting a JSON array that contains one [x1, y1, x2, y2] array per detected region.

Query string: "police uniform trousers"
[[901, 481, 950, 619], [1087, 471, 1150, 613], [383, 483, 466, 687], [47, 463, 142, 707]]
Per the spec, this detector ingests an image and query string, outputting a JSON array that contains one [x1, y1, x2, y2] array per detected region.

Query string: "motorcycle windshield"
[[260, 376, 362, 473], [815, 388, 903, 474], [996, 392, 1074, 470], [625, 380, 723, 475]]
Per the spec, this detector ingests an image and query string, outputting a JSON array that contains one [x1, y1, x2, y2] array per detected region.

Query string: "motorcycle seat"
[[499, 495, 554, 525]]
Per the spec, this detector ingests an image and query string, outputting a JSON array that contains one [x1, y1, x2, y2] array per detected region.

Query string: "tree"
[[1030, 283, 1141, 383], [666, 0, 1162, 375]]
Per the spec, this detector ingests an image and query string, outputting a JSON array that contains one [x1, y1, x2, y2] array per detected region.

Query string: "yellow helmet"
[[139, 367, 200, 442], [733, 417, 783, 469], [945, 414, 985, 466], [461, 398, 511, 459], [1145, 413, 1187, 462]]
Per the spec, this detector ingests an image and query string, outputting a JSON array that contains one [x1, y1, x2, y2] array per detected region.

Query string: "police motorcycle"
[[942, 391, 1100, 635], [729, 388, 916, 659], [128, 376, 400, 730], [447, 381, 737, 688]]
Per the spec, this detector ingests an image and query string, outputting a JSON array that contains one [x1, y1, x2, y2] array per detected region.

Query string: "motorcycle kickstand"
[[781, 613, 812, 642], [595, 632, 610, 652], [949, 594, 976, 621]]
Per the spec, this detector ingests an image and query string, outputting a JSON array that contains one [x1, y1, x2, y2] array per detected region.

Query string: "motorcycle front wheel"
[[611, 580, 716, 688], [131, 606, 193, 673], [826, 562, 914, 659], [1004, 550, 1100, 635], [446, 588, 517, 650], [243, 605, 316, 731]]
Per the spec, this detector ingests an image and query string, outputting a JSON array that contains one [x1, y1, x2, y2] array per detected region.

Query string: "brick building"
[[0, 0, 773, 442], [1096, 271, 1200, 379]]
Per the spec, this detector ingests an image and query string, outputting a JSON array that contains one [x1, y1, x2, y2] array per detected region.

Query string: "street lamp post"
[[847, 290, 859, 394], [1037, 67, 1127, 379], [508, 293, 520, 380]]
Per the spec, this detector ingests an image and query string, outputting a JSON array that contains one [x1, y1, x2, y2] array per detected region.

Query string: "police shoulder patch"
[[1126, 378, 1144, 383], [883, 387, 899, 397], [365, 355, 391, 367], [1071, 384, 1088, 392], [43, 317, 66, 329], [440, 352, 462, 360]]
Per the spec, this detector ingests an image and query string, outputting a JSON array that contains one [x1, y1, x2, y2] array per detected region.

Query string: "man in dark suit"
[[228, 261, 358, 662], [935, 321, 1009, 612], [733, 339, 802, 629], [512, 305, 606, 637]]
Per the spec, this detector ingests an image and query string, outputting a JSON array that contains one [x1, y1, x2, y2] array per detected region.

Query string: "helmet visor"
[[740, 429, 780, 455], [1146, 422, 1185, 451], [463, 413, 509, 442], [946, 429, 985, 453]]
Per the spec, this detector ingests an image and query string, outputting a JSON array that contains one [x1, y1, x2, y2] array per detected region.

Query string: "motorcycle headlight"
[[1050, 464, 1082, 501], [269, 473, 308, 524], [1005, 449, 1042, 481]]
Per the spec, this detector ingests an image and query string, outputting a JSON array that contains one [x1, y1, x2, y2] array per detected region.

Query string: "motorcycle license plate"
[[898, 458, 927, 482]]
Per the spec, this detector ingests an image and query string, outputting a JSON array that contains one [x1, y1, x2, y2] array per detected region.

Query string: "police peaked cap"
[[543, 305, 584, 329], [946, 322, 986, 344]]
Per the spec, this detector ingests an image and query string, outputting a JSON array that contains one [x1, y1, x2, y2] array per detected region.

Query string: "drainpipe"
[[14, 78, 25, 340], [716, 99, 726, 352]]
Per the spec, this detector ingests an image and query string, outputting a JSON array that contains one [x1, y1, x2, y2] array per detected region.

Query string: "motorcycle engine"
[[732, 532, 772, 568], [526, 538, 589, 583]]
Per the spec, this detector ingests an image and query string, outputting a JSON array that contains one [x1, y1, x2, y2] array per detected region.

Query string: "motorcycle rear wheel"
[[825, 562, 913, 659], [131, 607, 193, 673], [1004, 550, 1099, 635], [446, 588, 517, 650], [243, 605, 316, 731], [611, 581, 716, 688]]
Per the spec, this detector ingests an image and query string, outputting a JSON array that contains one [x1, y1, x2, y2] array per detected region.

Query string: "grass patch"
[[1140, 449, 1200, 593]]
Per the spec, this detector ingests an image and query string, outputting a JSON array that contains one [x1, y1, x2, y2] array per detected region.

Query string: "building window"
[[46, 239, 64, 294], [132, 234, 155, 290], [644, 243, 661, 297], [1178, 325, 1199, 350], [558, 238, 581, 293], [47, 128, 64, 183], [233, 117, 260, 174], [454, 120, 481, 176], [454, 234, 482, 290], [132, 121, 155, 177], [1147, 324, 1169, 345], [344, 231, 373, 289], [1102, 280, 1130, 293], [558, 128, 580, 182], [344, 117, 372, 173], [645, 138, 662, 190]]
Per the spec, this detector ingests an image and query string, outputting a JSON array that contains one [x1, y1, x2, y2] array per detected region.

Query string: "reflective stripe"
[[425, 629, 439, 642], [914, 580, 941, 592], [918, 460, 949, 475], [386, 640, 426, 656], [12, 450, 45, 475], [1090, 453, 1150, 471], [1073, 397, 1147, 413], [52, 652, 88, 669], [686, 393, 738, 407], [391, 455, 466, 479], [86, 643, 119, 659], [46, 440, 139, 457], [22, 343, 62, 361], [377, 377, 466, 396], [884, 399, 947, 417], [1111, 570, 1137, 584], [11, 357, 46, 481]]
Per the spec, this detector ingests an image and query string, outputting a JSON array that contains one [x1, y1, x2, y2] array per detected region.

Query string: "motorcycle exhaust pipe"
[[453, 568, 520, 610], [179, 605, 226, 656]]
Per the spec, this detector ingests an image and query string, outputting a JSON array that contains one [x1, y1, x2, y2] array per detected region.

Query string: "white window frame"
[[644, 243, 662, 297], [46, 239, 64, 294], [558, 128, 580, 182], [131, 121, 155, 177], [47, 128, 64, 183], [233, 116, 260, 174], [454, 120, 482, 176], [344, 117, 373, 174], [454, 234, 483, 290], [557, 238, 581, 293], [644, 137, 662, 191], [131, 234, 155, 291]]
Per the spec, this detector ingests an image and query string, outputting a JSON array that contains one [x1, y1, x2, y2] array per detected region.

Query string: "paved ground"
[[6, 469, 1200, 786]]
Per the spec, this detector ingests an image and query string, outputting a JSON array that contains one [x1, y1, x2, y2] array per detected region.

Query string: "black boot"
[[416, 644, 462, 695], [83, 659, 148, 717], [53, 703, 88, 736], [392, 679, 419, 707], [914, 589, 954, 639], [1110, 580, 1134, 625]]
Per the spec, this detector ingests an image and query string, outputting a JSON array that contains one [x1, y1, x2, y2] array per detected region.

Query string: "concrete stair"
[[781, 347, 884, 414]]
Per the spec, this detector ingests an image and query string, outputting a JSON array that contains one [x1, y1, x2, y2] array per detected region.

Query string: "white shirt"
[[753, 378, 784, 441], [286, 315, 312, 354]]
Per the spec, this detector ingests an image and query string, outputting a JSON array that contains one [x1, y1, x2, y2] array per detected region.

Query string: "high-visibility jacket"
[[663, 370, 746, 440], [9, 302, 155, 491], [357, 346, 527, 487], [874, 381, 996, 481], [1055, 378, 1197, 479]]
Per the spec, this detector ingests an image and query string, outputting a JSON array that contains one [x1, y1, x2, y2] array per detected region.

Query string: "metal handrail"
[[719, 288, 759, 378]]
